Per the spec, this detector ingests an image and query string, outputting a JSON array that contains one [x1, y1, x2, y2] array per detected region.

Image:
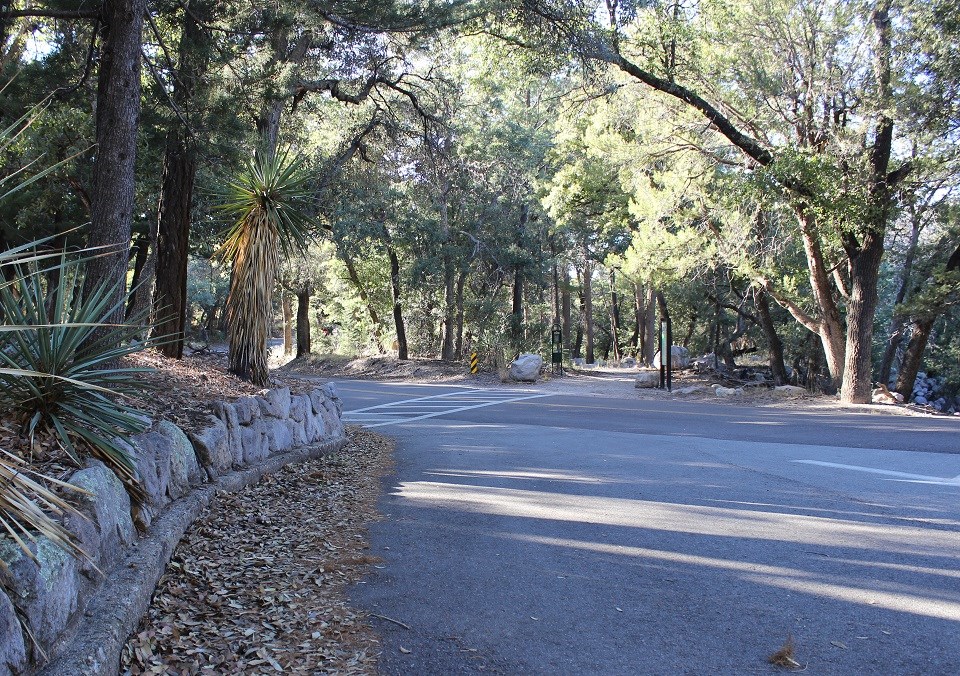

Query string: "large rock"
[[129, 432, 172, 513], [156, 420, 203, 498], [509, 353, 543, 382], [265, 417, 295, 454], [189, 416, 232, 478], [323, 383, 343, 417], [621, 356, 637, 368], [0, 588, 26, 674], [232, 396, 261, 425], [305, 406, 326, 442], [653, 345, 690, 370], [635, 371, 660, 388], [240, 418, 270, 464], [772, 385, 807, 398], [214, 402, 243, 467], [68, 461, 135, 571], [259, 387, 291, 419], [289, 394, 309, 424], [0, 537, 80, 654]]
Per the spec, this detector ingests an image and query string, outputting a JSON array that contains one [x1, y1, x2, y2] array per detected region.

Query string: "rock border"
[[39, 436, 347, 676], [0, 383, 347, 676]]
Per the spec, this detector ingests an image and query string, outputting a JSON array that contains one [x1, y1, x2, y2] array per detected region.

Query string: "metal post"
[[551, 325, 563, 374], [659, 317, 672, 391]]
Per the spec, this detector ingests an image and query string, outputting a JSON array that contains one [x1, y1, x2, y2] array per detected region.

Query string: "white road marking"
[[792, 460, 960, 486], [343, 390, 552, 428]]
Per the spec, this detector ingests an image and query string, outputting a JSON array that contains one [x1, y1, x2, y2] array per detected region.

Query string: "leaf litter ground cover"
[[121, 428, 393, 674]]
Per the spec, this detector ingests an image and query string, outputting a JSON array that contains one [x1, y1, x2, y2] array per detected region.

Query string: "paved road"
[[338, 380, 960, 675]]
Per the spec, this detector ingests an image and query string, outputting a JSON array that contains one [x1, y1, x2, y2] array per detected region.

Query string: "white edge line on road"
[[358, 393, 553, 428], [792, 459, 960, 486]]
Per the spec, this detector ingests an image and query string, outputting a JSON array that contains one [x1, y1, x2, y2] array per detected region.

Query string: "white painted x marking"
[[343, 389, 552, 428]]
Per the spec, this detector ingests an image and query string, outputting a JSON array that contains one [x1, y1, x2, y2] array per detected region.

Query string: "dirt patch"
[[279, 354, 479, 384], [121, 427, 392, 675]]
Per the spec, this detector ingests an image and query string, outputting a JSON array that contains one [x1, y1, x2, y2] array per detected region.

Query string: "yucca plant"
[[0, 101, 144, 604], [0, 256, 151, 502], [218, 147, 313, 386]]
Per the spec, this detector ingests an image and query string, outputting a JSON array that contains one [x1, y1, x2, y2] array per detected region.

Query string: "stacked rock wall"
[[0, 384, 346, 675]]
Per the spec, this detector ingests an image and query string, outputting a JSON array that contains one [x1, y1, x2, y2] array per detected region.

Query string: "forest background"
[[2, 0, 959, 407]]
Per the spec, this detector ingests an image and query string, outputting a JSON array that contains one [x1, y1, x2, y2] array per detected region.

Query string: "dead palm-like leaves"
[[218, 147, 312, 386], [0, 449, 92, 571], [768, 634, 802, 669]]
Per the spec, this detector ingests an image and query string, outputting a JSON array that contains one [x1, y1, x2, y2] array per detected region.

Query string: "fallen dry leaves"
[[121, 428, 393, 675], [124, 350, 267, 434]]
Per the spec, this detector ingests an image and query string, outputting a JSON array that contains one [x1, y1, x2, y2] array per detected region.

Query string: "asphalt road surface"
[[339, 380, 960, 675]]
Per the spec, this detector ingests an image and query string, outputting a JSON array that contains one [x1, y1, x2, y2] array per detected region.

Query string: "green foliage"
[[0, 255, 152, 498]]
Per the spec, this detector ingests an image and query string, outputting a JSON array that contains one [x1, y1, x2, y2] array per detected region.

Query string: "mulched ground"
[[279, 354, 481, 384], [126, 350, 270, 435], [121, 428, 393, 675]]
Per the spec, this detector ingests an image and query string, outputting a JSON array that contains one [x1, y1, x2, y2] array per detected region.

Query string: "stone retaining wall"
[[0, 384, 346, 675]]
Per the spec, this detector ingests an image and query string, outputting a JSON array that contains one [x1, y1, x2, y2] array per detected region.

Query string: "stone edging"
[[38, 436, 348, 676], [0, 383, 347, 675]]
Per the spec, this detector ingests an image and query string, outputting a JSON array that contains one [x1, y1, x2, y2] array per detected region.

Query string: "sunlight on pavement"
[[395, 481, 960, 556], [499, 533, 960, 622], [422, 468, 617, 484]]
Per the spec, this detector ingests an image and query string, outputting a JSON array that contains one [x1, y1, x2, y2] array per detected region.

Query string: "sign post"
[[551, 325, 563, 374], [470, 352, 479, 374], [659, 317, 672, 391]]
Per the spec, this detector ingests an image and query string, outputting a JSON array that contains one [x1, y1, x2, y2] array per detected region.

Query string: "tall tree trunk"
[[561, 265, 572, 357], [454, 268, 466, 360], [799, 212, 846, 386], [126, 232, 149, 316], [437, 193, 456, 360], [893, 243, 960, 399], [755, 288, 788, 384], [387, 240, 408, 360], [82, 0, 145, 336], [154, 1, 210, 358], [441, 252, 456, 360], [296, 283, 311, 357], [340, 250, 385, 353], [630, 283, 642, 354], [583, 255, 594, 364], [878, 205, 923, 386], [126, 221, 158, 330], [841, 233, 885, 402], [894, 317, 933, 400], [839, 0, 898, 404], [609, 267, 621, 361], [511, 204, 529, 349], [282, 293, 293, 356]]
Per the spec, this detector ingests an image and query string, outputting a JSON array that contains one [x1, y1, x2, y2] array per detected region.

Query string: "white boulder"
[[635, 371, 660, 388], [772, 385, 807, 398], [509, 353, 543, 382], [653, 345, 690, 370]]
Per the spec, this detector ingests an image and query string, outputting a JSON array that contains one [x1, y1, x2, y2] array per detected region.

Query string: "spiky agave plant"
[[218, 147, 312, 386], [0, 256, 152, 501]]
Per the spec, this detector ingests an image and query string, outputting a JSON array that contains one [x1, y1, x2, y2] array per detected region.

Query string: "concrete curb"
[[39, 436, 349, 676]]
